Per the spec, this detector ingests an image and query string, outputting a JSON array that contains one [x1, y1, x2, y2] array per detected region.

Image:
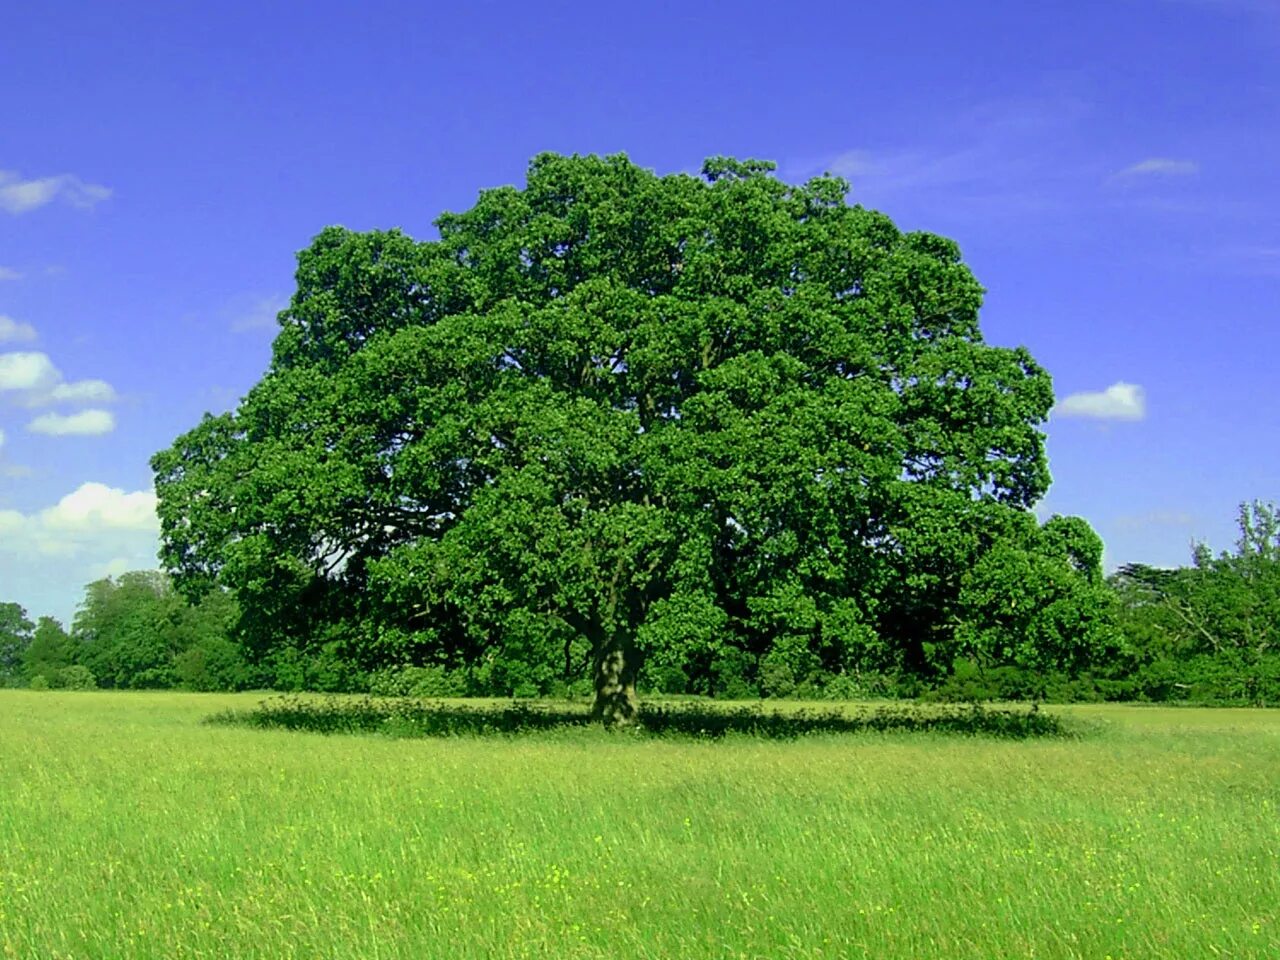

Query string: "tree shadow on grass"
[[204, 697, 1077, 740]]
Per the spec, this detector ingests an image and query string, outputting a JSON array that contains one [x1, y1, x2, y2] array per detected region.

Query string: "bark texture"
[[592, 644, 639, 726]]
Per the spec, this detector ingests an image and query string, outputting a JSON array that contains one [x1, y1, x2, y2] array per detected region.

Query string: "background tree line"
[[0, 572, 248, 692], [2, 499, 1275, 703]]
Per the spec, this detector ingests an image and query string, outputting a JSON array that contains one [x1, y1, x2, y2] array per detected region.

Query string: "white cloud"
[[48, 379, 116, 403], [0, 315, 37, 343], [26, 409, 115, 436], [1053, 382, 1147, 421], [0, 509, 22, 536], [93, 557, 135, 580], [40, 482, 158, 532], [0, 426, 5, 450], [0, 483, 157, 553], [0, 483, 161, 622], [816, 143, 1019, 205], [0, 350, 118, 409], [0, 170, 112, 214], [0, 267, 21, 281], [1114, 158, 1200, 179], [0, 351, 60, 391]]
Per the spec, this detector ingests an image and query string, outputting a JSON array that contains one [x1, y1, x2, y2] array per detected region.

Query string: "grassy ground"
[[0, 692, 1275, 959]]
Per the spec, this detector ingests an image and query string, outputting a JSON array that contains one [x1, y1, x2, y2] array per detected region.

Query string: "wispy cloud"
[[822, 145, 1007, 197], [1216, 244, 1280, 275], [1112, 158, 1200, 180], [1164, 0, 1280, 16], [1053, 382, 1147, 421], [791, 93, 1247, 243], [788, 94, 1097, 224], [0, 170, 112, 215], [229, 293, 288, 333], [0, 267, 21, 281], [0, 316, 38, 343], [26, 409, 116, 436]]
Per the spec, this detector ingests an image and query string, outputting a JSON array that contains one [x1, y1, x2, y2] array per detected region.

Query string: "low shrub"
[[56, 665, 97, 690], [368, 664, 469, 698]]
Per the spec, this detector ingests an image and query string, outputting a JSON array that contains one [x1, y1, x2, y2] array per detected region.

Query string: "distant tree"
[[23, 616, 71, 687], [1196, 502, 1280, 672], [169, 583, 252, 692], [154, 152, 1107, 721], [0, 602, 35, 687], [955, 514, 1118, 695], [1114, 501, 1280, 703], [72, 571, 246, 691], [73, 572, 176, 688]]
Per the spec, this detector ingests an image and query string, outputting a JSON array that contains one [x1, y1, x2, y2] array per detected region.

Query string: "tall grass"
[[1, 691, 1276, 959]]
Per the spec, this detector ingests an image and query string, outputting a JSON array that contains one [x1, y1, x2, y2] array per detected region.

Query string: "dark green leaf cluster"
[[0, 602, 35, 687], [23, 616, 74, 687]]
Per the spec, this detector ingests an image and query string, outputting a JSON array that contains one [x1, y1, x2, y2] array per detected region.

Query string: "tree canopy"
[[153, 152, 1110, 721]]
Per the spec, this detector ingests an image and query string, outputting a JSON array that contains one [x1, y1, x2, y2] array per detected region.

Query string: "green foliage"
[[172, 637, 255, 692], [1110, 501, 1280, 705], [55, 664, 97, 690], [368, 664, 469, 698], [74, 572, 181, 688], [22, 616, 71, 686], [0, 602, 35, 687], [955, 514, 1119, 686], [924, 660, 1105, 704], [73, 571, 246, 691], [262, 643, 366, 693], [154, 152, 1100, 716], [9, 496, 1271, 705]]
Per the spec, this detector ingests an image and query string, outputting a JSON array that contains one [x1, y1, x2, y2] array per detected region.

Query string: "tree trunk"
[[592, 637, 639, 726]]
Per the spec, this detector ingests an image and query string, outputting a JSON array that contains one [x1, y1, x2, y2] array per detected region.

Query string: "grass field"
[[1, 692, 1276, 959]]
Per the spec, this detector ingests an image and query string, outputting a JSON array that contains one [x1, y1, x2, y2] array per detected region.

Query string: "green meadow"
[[1, 692, 1276, 960]]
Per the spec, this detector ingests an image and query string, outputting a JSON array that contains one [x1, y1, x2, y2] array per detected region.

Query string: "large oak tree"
[[153, 153, 1107, 721]]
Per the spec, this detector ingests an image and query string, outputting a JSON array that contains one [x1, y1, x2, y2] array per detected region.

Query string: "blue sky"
[[2, 0, 1277, 625]]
